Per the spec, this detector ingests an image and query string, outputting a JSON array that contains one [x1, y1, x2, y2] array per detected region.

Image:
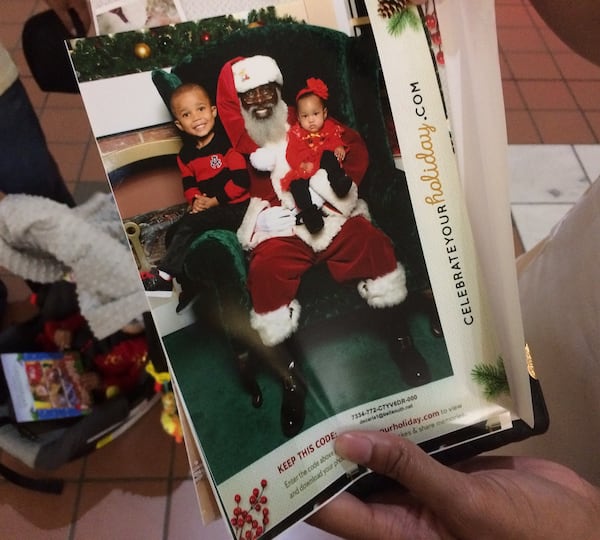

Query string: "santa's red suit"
[[216, 55, 407, 346]]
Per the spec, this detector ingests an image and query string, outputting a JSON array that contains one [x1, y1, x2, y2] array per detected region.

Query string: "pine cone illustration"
[[377, 0, 410, 18]]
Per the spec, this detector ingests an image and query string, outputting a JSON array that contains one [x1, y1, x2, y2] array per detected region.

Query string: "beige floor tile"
[[518, 80, 577, 110], [531, 110, 596, 144], [568, 81, 600, 110], [504, 52, 561, 80], [73, 480, 168, 540], [39, 108, 94, 144], [505, 110, 541, 144], [49, 142, 89, 184], [501, 80, 525, 110], [83, 400, 173, 479], [553, 51, 600, 80], [167, 479, 229, 540], [80, 141, 109, 182], [0, 480, 78, 539], [172, 438, 193, 479]]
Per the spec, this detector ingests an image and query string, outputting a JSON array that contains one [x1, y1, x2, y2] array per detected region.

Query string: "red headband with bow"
[[296, 78, 329, 102]]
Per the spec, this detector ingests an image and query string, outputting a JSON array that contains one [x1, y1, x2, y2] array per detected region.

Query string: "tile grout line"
[[161, 437, 178, 540], [67, 454, 88, 540], [531, 8, 600, 145]]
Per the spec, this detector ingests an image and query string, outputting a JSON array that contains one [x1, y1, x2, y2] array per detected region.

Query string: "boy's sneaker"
[[140, 268, 173, 298]]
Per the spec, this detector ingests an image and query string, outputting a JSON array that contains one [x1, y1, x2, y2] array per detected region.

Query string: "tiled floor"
[[0, 0, 599, 539]]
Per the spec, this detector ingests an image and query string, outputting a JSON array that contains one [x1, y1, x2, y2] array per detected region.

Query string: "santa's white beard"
[[240, 97, 289, 146]]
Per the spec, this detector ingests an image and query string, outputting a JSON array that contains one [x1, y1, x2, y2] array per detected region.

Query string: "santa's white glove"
[[250, 147, 278, 172], [255, 206, 297, 234]]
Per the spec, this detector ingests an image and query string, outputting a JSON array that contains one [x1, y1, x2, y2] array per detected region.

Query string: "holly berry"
[[436, 50, 445, 65], [431, 32, 442, 46], [230, 479, 270, 537], [425, 14, 437, 30]]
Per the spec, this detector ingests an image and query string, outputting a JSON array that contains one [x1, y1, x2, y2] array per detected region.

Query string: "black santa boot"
[[235, 346, 263, 409], [320, 150, 352, 197], [377, 304, 432, 387], [265, 338, 306, 438], [280, 357, 306, 438]]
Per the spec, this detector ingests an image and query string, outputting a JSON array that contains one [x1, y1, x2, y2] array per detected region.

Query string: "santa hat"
[[231, 55, 283, 94]]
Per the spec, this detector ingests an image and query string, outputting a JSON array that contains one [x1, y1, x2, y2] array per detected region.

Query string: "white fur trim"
[[294, 212, 345, 252], [358, 264, 407, 308], [232, 56, 283, 94], [250, 299, 301, 346], [266, 140, 292, 207], [237, 197, 270, 250], [350, 198, 371, 220], [309, 168, 358, 216]]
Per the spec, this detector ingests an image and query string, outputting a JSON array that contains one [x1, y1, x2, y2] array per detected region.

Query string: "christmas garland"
[[70, 8, 299, 82]]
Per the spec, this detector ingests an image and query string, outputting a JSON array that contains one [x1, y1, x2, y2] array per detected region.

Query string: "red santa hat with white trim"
[[231, 55, 283, 93]]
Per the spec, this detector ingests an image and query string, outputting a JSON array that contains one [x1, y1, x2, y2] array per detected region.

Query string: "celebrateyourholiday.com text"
[[410, 81, 474, 327]]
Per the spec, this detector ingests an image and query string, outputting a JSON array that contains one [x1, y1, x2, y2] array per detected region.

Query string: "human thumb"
[[335, 431, 473, 512]]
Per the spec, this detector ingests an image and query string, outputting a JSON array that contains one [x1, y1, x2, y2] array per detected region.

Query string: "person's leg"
[[320, 150, 352, 198], [289, 179, 324, 233], [0, 80, 74, 206], [160, 202, 249, 277], [320, 217, 431, 387], [247, 236, 313, 328], [247, 236, 315, 437], [155, 201, 250, 306]]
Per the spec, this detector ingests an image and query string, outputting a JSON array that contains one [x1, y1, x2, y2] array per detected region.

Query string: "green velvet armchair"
[[151, 22, 430, 341]]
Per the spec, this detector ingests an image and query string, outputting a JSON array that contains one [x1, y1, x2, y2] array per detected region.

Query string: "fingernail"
[[335, 433, 373, 464]]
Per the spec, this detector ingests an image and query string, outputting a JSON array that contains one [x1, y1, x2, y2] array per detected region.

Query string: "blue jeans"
[[0, 79, 74, 206]]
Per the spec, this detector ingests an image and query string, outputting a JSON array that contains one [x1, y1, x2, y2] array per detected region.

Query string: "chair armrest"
[[182, 229, 248, 293]]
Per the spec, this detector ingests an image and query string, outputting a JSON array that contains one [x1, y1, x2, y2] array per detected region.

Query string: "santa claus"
[[216, 55, 430, 437]]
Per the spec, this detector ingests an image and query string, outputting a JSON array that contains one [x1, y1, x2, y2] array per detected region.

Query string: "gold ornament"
[[134, 42, 151, 59]]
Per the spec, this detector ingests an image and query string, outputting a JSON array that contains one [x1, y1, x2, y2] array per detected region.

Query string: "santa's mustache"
[[240, 97, 289, 146]]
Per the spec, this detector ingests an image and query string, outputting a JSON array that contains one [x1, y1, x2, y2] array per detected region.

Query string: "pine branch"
[[387, 9, 421, 36], [471, 357, 510, 400]]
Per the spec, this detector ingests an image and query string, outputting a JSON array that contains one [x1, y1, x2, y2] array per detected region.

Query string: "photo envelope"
[[70, 1, 548, 538]]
